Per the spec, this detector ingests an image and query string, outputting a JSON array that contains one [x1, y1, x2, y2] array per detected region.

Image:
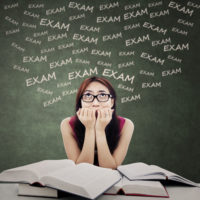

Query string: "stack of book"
[[0, 159, 199, 199]]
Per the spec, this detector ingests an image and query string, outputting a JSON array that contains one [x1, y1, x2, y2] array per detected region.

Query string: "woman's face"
[[81, 81, 114, 110]]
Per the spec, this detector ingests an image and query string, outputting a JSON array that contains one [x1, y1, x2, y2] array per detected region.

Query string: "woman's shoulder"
[[118, 116, 134, 125], [124, 117, 134, 127], [118, 116, 134, 134], [60, 117, 77, 140], [60, 117, 70, 126], [60, 116, 75, 132]]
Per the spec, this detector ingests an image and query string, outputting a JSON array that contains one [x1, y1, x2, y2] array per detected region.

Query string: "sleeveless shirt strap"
[[118, 116, 126, 133], [69, 116, 78, 140]]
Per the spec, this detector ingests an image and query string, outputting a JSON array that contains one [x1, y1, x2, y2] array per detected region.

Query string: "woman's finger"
[[88, 109, 93, 118], [91, 109, 94, 118], [98, 109, 102, 119], [85, 108, 89, 117], [81, 108, 85, 117], [104, 109, 109, 118], [76, 108, 81, 116]]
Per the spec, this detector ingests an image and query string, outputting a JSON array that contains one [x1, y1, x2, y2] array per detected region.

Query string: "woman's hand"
[[95, 108, 114, 132], [76, 108, 96, 130]]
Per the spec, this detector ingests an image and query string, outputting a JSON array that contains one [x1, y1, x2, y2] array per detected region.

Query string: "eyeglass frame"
[[81, 93, 113, 103]]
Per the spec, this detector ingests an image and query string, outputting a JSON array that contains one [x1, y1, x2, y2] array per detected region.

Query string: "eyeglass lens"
[[82, 93, 110, 102]]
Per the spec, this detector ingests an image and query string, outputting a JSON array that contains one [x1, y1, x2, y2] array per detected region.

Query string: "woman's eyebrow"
[[98, 90, 106, 93], [84, 90, 93, 93], [84, 90, 107, 93]]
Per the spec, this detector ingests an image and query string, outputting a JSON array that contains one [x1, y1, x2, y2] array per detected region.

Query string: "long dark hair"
[[73, 76, 120, 154]]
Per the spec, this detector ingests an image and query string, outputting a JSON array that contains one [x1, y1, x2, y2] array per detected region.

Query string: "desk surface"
[[0, 184, 200, 200]]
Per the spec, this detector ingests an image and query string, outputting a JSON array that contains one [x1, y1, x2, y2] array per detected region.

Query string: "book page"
[[151, 165, 199, 186], [122, 177, 168, 197], [41, 163, 121, 199], [150, 165, 175, 177], [0, 168, 37, 184], [129, 174, 166, 180], [0, 159, 75, 184], [105, 177, 123, 194], [28, 159, 75, 179], [118, 162, 164, 179]]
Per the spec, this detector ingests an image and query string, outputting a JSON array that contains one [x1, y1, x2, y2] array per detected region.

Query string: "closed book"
[[18, 183, 58, 198]]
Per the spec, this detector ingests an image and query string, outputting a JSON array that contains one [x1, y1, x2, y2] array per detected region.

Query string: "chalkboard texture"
[[0, 0, 200, 182]]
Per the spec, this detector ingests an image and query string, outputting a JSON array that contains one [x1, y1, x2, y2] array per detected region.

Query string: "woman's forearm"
[[96, 130, 117, 169], [76, 128, 95, 164]]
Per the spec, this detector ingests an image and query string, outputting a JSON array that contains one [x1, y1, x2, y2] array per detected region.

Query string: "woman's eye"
[[85, 93, 92, 97], [99, 93, 106, 97]]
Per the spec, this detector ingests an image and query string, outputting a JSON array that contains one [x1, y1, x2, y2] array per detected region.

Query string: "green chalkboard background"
[[0, 0, 200, 183]]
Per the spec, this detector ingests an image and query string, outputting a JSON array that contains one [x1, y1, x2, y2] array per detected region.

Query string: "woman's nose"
[[92, 98, 100, 106]]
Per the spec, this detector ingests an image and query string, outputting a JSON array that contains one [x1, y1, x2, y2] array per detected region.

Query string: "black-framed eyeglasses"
[[81, 93, 113, 102]]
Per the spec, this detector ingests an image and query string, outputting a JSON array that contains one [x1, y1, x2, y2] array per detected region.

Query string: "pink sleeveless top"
[[69, 116, 125, 139]]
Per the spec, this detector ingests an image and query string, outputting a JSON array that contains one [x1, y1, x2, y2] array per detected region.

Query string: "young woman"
[[60, 76, 134, 169]]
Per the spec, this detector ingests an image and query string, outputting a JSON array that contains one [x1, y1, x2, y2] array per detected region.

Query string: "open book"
[[17, 176, 169, 198], [105, 176, 169, 197], [118, 162, 200, 187], [0, 159, 121, 199]]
